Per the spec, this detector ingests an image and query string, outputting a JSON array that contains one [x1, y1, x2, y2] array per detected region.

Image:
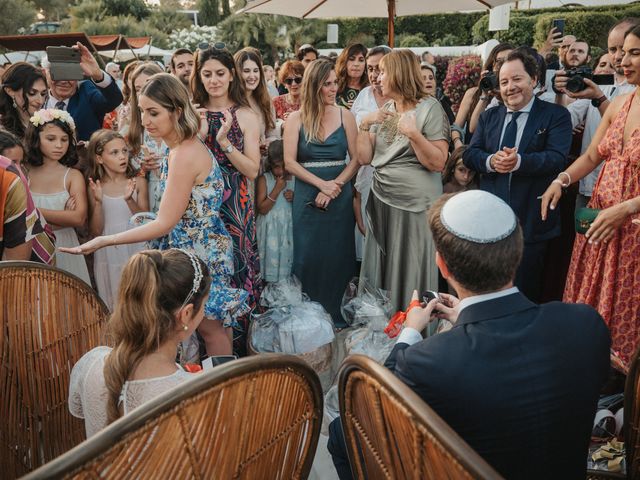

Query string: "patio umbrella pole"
[[387, 0, 395, 48]]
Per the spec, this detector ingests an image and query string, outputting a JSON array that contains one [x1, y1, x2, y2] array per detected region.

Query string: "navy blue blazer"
[[67, 77, 123, 141], [385, 292, 610, 480], [463, 98, 572, 243]]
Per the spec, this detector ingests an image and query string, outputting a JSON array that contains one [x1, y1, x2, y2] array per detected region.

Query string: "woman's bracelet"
[[359, 123, 370, 132], [551, 179, 566, 188], [266, 194, 276, 202], [558, 171, 571, 187]]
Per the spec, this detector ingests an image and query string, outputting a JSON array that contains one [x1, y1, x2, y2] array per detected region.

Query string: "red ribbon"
[[384, 299, 422, 338], [183, 363, 203, 373]]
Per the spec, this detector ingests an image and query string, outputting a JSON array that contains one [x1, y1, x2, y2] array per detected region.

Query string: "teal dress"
[[292, 121, 356, 326]]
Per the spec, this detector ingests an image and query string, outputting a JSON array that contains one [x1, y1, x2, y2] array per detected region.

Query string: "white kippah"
[[440, 190, 517, 244]]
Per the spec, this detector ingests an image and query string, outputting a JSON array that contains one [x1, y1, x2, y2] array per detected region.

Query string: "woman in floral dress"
[[193, 45, 263, 355], [540, 26, 640, 365], [61, 73, 248, 356]]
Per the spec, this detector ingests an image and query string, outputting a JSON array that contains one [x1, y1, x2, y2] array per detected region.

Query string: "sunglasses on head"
[[198, 41, 227, 51], [284, 77, 303, 85]]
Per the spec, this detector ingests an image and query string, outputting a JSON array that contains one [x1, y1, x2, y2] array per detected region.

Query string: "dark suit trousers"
[[515, 240, 548, 303], [327, 417, 354, 480]]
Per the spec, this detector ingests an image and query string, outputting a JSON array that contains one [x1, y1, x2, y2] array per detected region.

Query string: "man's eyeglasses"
[[284, 76, 303, 85], [198, 41, 226, 51]]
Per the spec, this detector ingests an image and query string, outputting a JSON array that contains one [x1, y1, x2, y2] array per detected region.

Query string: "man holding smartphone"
[[42, 42, 123, 141], [328, 191, 610, 480]]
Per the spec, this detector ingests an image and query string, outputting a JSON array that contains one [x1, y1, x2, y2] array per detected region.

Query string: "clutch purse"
[[575, 207, 600, 235]]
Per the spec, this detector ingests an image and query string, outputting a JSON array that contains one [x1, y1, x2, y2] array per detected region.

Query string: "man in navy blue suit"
[[328, 191, 610, 480], [463, 50, 572, 302], [42, 42, 123, 141]]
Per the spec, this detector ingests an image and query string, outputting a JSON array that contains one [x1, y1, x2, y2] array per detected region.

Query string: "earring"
[[11, 97, 17, 108], [182, 324, 188, 331]]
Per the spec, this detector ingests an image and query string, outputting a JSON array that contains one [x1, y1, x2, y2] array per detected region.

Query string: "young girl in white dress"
[[25, 109, 91, 284], [255, 140, 294, 282], [87, 129, 149, 310], [69, 249, 212, 437]]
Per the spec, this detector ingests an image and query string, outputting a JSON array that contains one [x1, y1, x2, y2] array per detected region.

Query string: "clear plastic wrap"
[[251, 302, 335, 354], [259, 276, 308, 308], [344, 327, 395, 364], [340, 277, 394, 330]]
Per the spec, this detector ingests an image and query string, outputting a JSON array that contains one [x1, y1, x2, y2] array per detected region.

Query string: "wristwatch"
[[222, 143, 234, 154], [591, 95, 607, 108]]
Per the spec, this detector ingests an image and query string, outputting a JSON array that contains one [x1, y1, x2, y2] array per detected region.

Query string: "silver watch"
[[222, 143, 234, 154]]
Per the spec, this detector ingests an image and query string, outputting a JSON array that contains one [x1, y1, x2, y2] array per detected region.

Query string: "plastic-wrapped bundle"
[[259, 275, 308, 308], [340, 277, 394, 329], [344, 327, 395, 364], [250, 302, 335, 354]]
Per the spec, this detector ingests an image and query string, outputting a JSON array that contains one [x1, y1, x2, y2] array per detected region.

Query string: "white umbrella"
[[238, 0, 514, 47]]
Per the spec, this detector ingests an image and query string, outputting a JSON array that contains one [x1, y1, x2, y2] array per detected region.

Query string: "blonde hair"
[[300, 59, 335, 144], [140, 73, 201, 144], [103, 249, 211, 423], [126, 62, 163, 155], [379, 49, 428, 104], [88, 129, 136, 181]]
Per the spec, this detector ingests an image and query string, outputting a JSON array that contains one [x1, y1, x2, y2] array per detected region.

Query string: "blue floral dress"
[[151, 146, 249, 326]]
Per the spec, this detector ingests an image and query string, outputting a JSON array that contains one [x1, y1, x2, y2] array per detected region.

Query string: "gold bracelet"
[[359, 124, 370, 132]]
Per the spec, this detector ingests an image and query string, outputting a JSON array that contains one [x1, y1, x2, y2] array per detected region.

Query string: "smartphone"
[[46, 46, 84, 81], [305, 201, 327, 212], [592, 74, 615, 86], [422, 290, 440, 304], [202, 355, 237, 370], [552, 18, 565, 37]]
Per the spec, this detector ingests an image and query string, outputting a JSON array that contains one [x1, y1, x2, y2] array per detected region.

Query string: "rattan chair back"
[[0, 261, 109, 478], [24, 354, 323, 480], [338, 354, 503, 480]]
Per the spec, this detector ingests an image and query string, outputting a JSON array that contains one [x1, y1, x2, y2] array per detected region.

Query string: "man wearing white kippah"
[[328, 190, 610, 480]]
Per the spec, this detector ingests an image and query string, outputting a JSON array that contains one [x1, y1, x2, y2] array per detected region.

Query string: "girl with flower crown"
[[26, 108, 91, 284]]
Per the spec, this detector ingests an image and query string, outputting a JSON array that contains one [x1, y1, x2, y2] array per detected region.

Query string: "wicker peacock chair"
[[24, 354, 323, 479], [0, 261, 109, 478], [338, 354, 503, 480]]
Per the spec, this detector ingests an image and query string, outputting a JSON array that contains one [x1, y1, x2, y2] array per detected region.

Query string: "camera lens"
[[566, 75, 586, 93]]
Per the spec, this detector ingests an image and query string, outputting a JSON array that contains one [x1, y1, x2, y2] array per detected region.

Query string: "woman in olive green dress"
[[358, 49, 450, 311]]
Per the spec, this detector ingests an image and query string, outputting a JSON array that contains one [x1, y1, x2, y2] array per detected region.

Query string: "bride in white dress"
[[69, 249, 212, 437]]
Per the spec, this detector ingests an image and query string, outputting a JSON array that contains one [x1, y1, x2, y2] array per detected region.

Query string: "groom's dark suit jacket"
[[385, 292, 610, 479]]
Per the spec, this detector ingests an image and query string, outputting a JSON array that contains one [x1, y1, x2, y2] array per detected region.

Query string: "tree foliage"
[[31, 0, 70, 21], [65, 0, 188, 49], [0, 0, 36, 35]]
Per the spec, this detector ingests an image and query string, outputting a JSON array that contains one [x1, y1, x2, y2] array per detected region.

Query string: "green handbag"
[[575, 207, 600, 235]]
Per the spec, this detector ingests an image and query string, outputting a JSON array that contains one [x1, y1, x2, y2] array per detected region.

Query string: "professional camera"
[[479, 72, 498, 92], [565, 66, 614, 93]]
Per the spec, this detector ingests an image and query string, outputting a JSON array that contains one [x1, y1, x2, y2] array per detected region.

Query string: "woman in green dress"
[[283, 59, 360, 326], [358, 49, 450, 311]]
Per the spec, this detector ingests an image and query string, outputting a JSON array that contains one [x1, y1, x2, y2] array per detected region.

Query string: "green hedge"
[[334, 11, 484, 46], [473, 4, 640, 50]]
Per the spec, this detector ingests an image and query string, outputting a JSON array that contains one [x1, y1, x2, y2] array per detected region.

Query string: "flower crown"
[[29, 109, 76, 131]]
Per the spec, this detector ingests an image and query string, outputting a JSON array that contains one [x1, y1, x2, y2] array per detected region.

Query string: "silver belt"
[[300, 160, 346, 168]]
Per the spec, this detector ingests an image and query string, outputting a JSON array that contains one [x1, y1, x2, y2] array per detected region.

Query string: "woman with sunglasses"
[[284, 59, 360, 327], [193, 45, 262, 356], [273, 60, 304, 127]]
